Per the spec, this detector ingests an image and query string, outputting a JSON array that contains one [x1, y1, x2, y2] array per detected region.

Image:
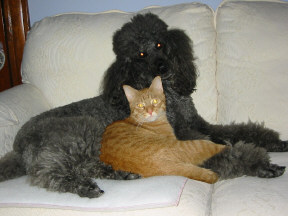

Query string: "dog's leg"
[[165, 89, 288, 152], [25, 145, 140, 198], [27, 156, 140, 198], [80, 158, 142, 180], [205, 122, 288, 152], [201, 142, 286, 179], [26, 149, 104, 198]]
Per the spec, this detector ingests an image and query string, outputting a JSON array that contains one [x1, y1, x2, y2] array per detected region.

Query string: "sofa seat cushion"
[[212, 152, 288, 216], [21, 2, 218, 124], [1, 152, 287, 216], [0, 176, 214, 216], [216, 0, 288, 139]]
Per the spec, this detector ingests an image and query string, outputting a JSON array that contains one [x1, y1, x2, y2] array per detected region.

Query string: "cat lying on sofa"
[[101, 76, 285, 183]]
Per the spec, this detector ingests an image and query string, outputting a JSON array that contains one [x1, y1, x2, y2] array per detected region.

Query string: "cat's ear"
[[123, 85, 138, 103], [150, 76, 163, 93]]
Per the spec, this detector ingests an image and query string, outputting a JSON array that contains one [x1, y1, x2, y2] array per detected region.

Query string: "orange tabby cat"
[[100, 76, 225, 183]]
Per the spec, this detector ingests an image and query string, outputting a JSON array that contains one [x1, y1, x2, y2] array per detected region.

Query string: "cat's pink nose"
[[147, 108, 153, 115]]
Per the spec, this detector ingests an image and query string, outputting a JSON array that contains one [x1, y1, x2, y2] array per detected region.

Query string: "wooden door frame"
[[0, 0, 30, 91]]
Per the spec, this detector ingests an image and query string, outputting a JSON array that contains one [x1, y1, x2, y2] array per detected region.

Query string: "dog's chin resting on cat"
[[0, 13, 287, 198]]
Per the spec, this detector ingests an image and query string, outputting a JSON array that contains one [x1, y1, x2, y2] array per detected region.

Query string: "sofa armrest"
[[0, 84, 51, 157]]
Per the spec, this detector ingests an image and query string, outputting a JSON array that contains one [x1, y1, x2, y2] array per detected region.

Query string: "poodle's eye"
[[155, 42, 163, 49], [139, 52, 147, 58]]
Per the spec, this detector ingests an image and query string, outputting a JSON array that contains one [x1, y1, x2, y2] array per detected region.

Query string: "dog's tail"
[[0, 151, 26, 182]]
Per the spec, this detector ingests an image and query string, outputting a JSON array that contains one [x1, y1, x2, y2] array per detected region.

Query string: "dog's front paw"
[[257, 164, 286, 178], [266, 141, 288, 152], [77, 180, 104, 198], [278, 141, 288, 152]]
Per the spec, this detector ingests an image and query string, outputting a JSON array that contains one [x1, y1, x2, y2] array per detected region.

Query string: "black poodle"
[[0, 13, 286, 198], [102, 13, 288, 150]]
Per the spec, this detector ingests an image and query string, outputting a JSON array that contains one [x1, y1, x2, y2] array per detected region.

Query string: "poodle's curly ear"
[[165, 29, 197, 96], [112, 28, 127, 57]]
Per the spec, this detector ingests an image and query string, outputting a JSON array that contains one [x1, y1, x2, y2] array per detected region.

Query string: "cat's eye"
[[137, 103, 144, 108], [155, 42, 163, 49], [152, 99, 158, 104]]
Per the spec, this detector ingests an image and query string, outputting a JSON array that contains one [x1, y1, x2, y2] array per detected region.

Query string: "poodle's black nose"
[[154, 59, 168, 74]]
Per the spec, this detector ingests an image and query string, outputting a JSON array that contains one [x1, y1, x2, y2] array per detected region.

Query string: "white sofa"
[[1, 0, 288, 215]]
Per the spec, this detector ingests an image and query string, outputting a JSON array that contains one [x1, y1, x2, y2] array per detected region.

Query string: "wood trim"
[[0, 4, 12, 91], [0, 0, 30, 90]]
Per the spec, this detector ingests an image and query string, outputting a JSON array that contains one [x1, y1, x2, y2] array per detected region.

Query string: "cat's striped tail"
[[0, 151, 26, 182]]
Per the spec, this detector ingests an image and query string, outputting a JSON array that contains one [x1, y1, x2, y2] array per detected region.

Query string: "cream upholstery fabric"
[[212, 152, 288, 216], [0, 178, 212, 216], [0, 84, 50, 157], [0, 176, 188, 211], [216, 0, 288, 139]]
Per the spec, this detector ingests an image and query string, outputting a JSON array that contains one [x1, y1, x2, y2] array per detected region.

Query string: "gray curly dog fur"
[[0, 13, 286, 198]]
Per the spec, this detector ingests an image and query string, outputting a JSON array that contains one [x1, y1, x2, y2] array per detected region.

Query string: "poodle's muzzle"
[[154, 58, 169, 75], [147, 53, 172, 80]]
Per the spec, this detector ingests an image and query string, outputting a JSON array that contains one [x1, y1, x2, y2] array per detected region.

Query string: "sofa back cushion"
[[21, 3, 218, 123], [216, 0, 288, 139]]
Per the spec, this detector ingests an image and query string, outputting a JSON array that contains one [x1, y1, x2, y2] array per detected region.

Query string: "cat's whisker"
[[156, 112, 168, 120]]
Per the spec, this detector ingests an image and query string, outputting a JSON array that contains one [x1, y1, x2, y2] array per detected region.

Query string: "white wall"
[[28, 0, 223, 25]]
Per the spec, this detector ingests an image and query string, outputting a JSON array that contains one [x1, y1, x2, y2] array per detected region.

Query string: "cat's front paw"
[[207, 172, 219, 184], [257, 164, 286, 178], [200, 170, 219, 184]]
